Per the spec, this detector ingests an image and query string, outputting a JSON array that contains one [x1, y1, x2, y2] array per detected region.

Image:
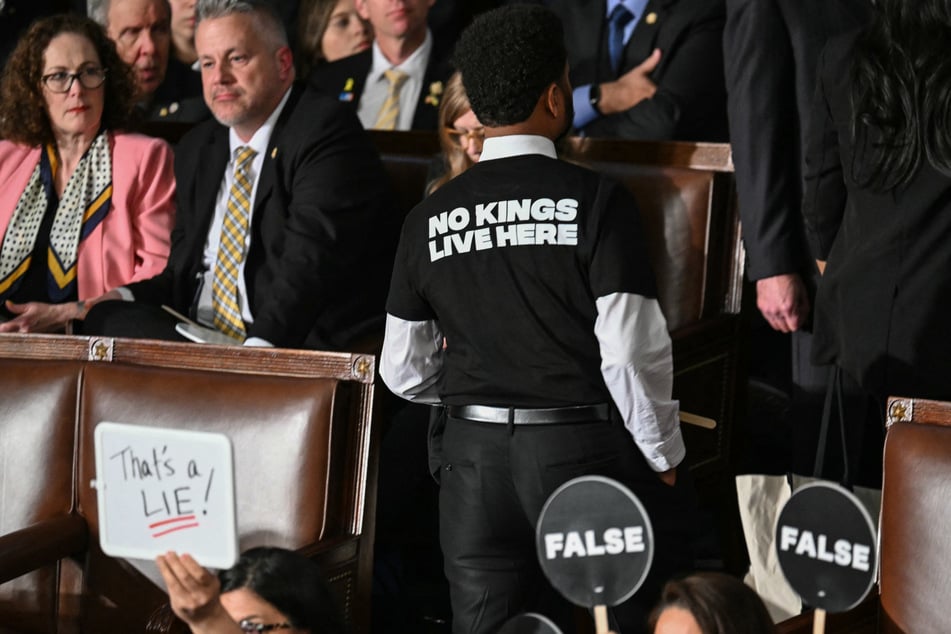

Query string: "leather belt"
[[448, 403, 610, 425]]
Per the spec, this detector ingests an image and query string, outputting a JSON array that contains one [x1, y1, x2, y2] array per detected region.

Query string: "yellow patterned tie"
[[212, 145, 256, 341], [373, 69, 409, 130]]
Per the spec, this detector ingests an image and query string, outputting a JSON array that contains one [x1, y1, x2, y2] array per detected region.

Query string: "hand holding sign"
[[156, 551, 240, 634], [94, 422, 238, 569], [535, 476, 654, 634], [775, 482, 877, 633]]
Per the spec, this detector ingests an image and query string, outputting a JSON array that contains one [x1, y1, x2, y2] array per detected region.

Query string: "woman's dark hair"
[[0, 14, 137, 146], [452, 4, 566, 127], [649, 572, 776, 634], [298, 0, 336, 75], [848, 0, 951, 191], [219, 547, 347, 633]]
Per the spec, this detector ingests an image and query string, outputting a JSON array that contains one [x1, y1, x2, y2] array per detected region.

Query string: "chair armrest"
[[0, 515, 88, 583]]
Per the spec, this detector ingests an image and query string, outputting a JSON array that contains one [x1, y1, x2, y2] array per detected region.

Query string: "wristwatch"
[[589, 84, 602, 114]]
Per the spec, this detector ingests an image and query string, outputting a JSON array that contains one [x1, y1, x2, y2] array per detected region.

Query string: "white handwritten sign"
[[93, 422, 238, 569]]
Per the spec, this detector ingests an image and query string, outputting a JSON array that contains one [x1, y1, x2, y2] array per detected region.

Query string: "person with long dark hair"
[[802, 0, 951, 482], [650, 573, 776, 634], [156, 548, 346, 633]]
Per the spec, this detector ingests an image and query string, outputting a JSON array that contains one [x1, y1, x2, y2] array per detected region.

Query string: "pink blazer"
[[0, 132, 175, 300]]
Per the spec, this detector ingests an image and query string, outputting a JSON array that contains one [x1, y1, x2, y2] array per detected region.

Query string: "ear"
[[355, 0, 370, 21], [543, 82, 562, 119], [276, 45, 295, 80]]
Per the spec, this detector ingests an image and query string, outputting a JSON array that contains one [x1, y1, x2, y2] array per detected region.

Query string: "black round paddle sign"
[[535, 475, 654, 607], [775, 481, 877, 612], [497, 613, 563, 634]]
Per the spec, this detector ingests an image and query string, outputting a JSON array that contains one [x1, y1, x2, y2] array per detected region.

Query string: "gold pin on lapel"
[[271, 147, 278, 159], [646, 11, 657, 24]]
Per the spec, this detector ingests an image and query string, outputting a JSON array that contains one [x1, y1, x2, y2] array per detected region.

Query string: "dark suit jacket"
[[127, 82, 398, 350], [306, 47, 452, 131], [145, 57, 211, 124], [724, 0, 870, 281], [803, 33, 951, 400], [548, 0, 728, 141]]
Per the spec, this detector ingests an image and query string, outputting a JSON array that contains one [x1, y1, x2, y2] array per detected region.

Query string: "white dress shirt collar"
[[358, 30, 433, 130], [368, 29, 433, 83], [478, 135, 558, 162]]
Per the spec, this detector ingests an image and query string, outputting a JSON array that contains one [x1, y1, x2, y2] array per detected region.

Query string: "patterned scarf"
[[0, 131, 112, 302]]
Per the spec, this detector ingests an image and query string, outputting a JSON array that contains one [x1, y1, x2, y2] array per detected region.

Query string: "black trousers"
[[81, 300, 187, 342], [436, 416, 697, 634]]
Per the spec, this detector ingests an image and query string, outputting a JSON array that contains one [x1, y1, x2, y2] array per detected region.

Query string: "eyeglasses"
[[445, 126, 485, 146], [238, 619, 292, 632], [41, 67, 107, 93]]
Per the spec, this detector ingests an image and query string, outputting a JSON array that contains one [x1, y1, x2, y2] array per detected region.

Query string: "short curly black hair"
[[452, 4, 566, 127], [0, 14, 136, 146]]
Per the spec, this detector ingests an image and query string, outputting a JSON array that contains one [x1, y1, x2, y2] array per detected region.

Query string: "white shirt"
[[357, 30, 433, 131], [380, 134, 685, 472]]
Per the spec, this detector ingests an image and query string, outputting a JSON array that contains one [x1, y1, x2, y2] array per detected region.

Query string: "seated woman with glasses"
[[427, 71, 484, 195], [0, 14, 174, 334], [156, 548, 346, 634]]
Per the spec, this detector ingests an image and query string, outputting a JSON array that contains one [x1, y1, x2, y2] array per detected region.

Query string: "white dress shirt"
[[357, 30, 433, 131]]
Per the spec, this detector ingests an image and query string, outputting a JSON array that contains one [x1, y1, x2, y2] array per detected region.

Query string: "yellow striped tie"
[[373, 69, 409, 130], [212, 145, 256, 341]]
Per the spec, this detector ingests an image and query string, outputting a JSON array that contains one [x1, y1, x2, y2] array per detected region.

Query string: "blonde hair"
[[428, 72, 477, 195]]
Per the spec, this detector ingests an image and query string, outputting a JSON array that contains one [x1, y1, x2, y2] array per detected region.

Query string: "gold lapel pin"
[[271, 147, 278, 159], [646, 11, 658, 24]]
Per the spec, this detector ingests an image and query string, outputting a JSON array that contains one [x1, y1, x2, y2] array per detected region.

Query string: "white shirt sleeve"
[[595, 292, 686, 472], [380, 313, 444, 404]]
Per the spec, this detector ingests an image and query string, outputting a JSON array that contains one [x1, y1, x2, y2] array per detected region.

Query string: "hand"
[[598, 48, 662, 115], [0, 300, 79, 333], [755, 273, 810, 333], [657, 467, 677, 487], [156, 552, 239, 633]]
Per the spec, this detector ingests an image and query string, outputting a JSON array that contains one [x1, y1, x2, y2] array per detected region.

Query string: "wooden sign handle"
[[813, 608, 826, 634], [594, 605, 609, 634]]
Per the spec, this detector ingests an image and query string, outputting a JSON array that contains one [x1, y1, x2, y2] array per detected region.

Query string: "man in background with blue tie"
[[542, 0, 728, 141], [84, 0, 395, 350]]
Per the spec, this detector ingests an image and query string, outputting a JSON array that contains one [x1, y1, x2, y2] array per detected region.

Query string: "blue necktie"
[[608, 4, 634, 75]]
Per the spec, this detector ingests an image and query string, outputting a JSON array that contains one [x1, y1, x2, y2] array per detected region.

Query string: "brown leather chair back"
[[0, 360, 82, 632], [565, 139, 741, 332], [878, 397, 951, 633], [72, 362, 344, 630], [0, 334, 377, 633], [369, 131, 743, 333]]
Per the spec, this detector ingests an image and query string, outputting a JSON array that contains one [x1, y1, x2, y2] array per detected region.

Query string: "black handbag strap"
[[814, 366, 851, 485]]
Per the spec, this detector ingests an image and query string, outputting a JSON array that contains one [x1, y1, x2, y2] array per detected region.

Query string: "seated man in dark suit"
[[84, 0, 396, 351], [547, 0, 728, 141], [308, 0, 451, 131]]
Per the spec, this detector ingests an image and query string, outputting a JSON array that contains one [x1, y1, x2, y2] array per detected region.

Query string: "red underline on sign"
[[152, 522, 200, 538], [149, 515, 196, 529]]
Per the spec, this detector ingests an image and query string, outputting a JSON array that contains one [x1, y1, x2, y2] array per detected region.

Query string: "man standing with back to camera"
[[381, 5, 696, 633]]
